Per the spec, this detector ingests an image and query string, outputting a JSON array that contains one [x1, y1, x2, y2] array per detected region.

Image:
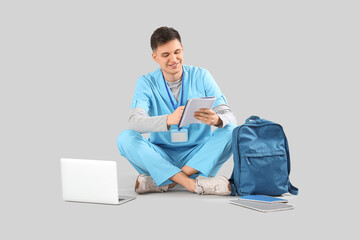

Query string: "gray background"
[[1, 0, 359, 239]]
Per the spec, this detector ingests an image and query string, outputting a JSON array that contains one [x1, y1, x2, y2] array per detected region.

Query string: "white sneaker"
[[135, 174, 169, 194], [195, 175, 231, 196]]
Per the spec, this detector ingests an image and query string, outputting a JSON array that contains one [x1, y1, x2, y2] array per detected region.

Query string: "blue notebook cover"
[[238, 195, 288, 203]]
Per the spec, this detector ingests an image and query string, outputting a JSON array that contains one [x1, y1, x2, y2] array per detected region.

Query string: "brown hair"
[[150, 27, 182, 52]]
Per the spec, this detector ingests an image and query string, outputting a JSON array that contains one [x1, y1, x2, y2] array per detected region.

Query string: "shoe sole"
[[135, 174, 145, 193]]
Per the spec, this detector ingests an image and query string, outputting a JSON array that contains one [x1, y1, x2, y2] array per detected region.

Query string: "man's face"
[[152, 39, 183, 77]]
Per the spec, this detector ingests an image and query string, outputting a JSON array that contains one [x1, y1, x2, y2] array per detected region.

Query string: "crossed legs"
[[117, 124, 236, 194], [169, 165, 198, 192]]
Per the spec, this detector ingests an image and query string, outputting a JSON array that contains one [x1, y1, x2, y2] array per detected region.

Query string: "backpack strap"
[[228, 171, 237, 196], [284, 136, 291, 174], [228, 126, 241, 196], [288, 182, 299, 195], [284, 135, 299, 195]]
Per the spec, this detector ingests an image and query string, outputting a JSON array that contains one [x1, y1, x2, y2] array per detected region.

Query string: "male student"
[[117, 26, 237, 195]]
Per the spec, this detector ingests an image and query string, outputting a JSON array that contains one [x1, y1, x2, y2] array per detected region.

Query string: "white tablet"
[[229, 200, 295, 213]]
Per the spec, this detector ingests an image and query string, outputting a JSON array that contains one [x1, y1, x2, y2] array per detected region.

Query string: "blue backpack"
[[229, 116, 298, 196]]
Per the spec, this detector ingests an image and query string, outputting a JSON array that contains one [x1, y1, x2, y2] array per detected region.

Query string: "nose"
[[170, 53, 177, 62]]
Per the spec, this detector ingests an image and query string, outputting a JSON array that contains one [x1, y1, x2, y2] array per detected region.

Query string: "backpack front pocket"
[[240, 150, 289, 195]]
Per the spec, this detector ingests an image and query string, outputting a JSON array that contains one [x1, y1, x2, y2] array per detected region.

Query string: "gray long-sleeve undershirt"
[[128, 78, 237, 134]]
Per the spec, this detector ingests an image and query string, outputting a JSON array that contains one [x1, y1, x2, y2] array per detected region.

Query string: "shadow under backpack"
[[229, 116, 299, 196]]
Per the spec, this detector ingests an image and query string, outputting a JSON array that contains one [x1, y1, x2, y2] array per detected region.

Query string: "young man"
[[117, 26, 237, 195]]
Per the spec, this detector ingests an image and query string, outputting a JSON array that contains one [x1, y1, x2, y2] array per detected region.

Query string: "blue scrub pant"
[[117, 124, 236, 186]]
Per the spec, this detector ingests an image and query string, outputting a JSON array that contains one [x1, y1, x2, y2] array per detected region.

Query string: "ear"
[[152, 51, 159, 63]]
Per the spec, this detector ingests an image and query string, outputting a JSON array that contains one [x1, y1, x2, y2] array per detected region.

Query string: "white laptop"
[[60, 158, 135, 205]]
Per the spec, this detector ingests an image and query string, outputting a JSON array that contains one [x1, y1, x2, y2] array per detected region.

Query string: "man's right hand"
[[167, 106, 185, 127]]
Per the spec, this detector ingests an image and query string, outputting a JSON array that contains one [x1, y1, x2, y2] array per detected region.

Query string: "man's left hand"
[[194, 108, 223, 126]]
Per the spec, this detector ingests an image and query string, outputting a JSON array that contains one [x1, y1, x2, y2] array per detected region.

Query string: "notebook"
[[179, 97, 216, 127], [238, 195, 288, 203], [229, 200, 295, 213]]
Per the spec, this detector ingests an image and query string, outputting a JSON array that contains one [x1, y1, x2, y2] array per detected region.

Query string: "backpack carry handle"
[[245, 116, 260, 123]]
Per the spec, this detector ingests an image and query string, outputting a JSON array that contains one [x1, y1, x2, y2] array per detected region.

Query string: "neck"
[[162, 68, 183, 82]]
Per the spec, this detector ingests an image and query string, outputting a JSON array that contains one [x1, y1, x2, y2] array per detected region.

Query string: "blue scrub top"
[[130, 65, 227, 148]]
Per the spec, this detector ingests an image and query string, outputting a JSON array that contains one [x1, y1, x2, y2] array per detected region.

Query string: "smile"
[[169, 62, 180, 68]]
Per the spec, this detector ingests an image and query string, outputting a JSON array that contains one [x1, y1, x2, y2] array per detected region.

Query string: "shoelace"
[[144, 176, 167, 192], [145, 177, 158, 191], [197, 178, 214, 194]]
